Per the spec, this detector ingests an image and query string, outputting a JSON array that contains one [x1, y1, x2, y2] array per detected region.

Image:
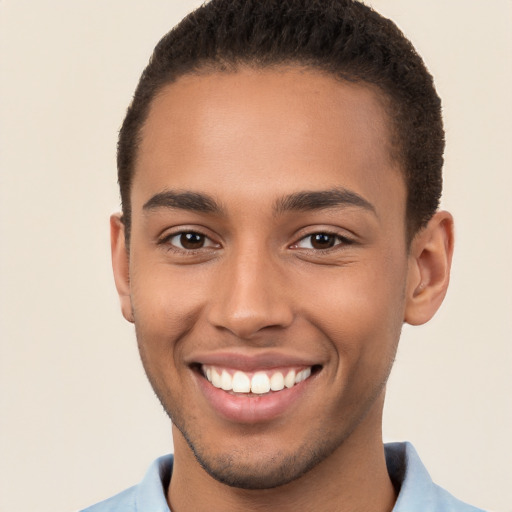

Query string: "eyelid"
[[171, 232, 217, 248], [157, 227, 221, 251], [290, 229, 356, 250]]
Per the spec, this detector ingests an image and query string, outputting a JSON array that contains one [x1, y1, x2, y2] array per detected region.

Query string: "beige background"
[[0, 1, 511, 511]]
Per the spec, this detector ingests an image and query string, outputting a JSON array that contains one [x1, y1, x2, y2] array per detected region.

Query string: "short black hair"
[[118, 0, 444, 243]]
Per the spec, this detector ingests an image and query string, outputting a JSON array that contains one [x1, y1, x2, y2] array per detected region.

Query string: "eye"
[[164, 231, 218, 250], [294, 232, 351, 250]]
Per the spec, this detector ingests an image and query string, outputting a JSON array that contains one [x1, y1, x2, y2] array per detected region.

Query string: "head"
[[111, 0, 453, 497], [118, 0, 444, 245]]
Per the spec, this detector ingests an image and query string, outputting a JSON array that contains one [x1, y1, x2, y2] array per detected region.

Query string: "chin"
[[176, 420, 342, 490]]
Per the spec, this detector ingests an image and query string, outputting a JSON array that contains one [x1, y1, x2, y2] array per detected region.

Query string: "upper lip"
[[186, 350, 323, 372]]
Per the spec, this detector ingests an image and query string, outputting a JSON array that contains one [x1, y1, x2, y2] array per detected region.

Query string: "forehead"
[[133, 67, 404, 219]]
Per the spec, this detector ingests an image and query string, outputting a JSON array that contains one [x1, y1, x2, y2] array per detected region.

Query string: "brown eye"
[[293, 232, 352, 250], [161, 230, 219, 253], [179, 232, 206, 249], [310, 233, 336, 249]]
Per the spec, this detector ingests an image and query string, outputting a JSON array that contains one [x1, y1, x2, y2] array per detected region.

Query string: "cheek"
[[129, 264, 207, 414], [128, 260, 207, 362], [297, 255, 407, 359]]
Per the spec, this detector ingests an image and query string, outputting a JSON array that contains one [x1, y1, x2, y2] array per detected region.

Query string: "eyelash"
[[291, 231, 354, 251], [158, 230, 219, 253], [158, 230, 354, 253]]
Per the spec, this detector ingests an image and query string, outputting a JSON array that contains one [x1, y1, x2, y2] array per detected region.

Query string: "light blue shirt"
[[80, 442, 486, 511]]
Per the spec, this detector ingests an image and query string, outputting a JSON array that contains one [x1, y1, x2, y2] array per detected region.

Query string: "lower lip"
[[195, 371, 315, 423]]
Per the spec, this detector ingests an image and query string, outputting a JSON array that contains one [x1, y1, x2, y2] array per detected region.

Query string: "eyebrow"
[[273, 188, 377, 216], [143, 190, 223, 215], [142, 187, 376, 218]]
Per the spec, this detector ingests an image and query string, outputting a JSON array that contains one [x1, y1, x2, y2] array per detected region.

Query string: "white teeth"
[[220, 370, 232, 391], [204, 366, 312, 394], [270, 372, 285, 391], [284, 370, 296, 388], [295, 368, 311, 384], [251, 372, 271, 394], [232, 371, 251, 393], [211, 368, 222, 388]]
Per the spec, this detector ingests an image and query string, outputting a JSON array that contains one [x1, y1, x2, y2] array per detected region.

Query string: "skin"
[[111, 67, 454, 512]]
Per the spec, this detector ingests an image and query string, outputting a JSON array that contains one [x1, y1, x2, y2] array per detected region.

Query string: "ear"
[[404, 211, 454, 326], [110, 213, 134, 323]]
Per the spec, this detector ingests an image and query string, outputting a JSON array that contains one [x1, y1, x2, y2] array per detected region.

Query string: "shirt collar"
[[133, 442, 481, 512], [386, 441, 436, 511], [134, 454, 173, 511]]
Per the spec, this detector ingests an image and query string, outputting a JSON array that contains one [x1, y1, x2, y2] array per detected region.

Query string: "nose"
[[207, 247, 294, 341]]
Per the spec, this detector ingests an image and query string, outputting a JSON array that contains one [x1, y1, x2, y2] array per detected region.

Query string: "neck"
[[168, 398, 396, 512]]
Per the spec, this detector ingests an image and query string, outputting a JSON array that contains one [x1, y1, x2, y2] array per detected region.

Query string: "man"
[[82, 0, 485, 510]]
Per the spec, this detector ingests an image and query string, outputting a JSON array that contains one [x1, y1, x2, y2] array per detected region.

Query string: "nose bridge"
[[207, 241, 293, 339]]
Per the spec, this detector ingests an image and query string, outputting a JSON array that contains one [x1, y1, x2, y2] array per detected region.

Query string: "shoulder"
[[78, 454, 173, 512], [79, 485, 137, 512], [386, 442, 487, 512], [430, 483, 487, 512]]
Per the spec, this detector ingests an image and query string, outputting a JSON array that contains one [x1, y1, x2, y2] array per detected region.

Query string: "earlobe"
[[404, 211, 454, 326], [110, 213, 134, 323]]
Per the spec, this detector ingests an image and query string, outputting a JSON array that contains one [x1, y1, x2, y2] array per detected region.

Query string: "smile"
[[193, 359, 322, 423], [202, 365, 313, 395]]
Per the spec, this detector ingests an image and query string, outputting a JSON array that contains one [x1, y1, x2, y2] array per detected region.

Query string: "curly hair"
[[118, 0, 444, 243]]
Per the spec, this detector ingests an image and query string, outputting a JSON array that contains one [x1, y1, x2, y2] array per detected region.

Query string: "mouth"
[[190, 359, 322, 423]]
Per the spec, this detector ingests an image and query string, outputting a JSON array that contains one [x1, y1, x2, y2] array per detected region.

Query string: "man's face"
[[121, 67, 411, 488]]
